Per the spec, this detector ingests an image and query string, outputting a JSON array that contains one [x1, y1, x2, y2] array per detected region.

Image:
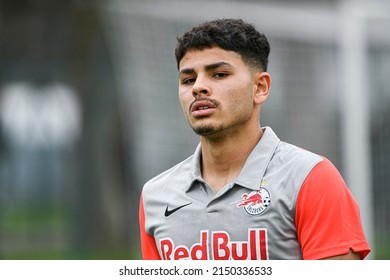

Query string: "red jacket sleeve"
[[139, 193, 161, 259], [295, 157, 371, 260]]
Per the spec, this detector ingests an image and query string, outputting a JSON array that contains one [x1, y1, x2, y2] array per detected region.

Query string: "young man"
[[139, 18, 370, 260]]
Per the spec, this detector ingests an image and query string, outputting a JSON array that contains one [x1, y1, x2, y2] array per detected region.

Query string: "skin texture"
[[178, 46, 361, 260]]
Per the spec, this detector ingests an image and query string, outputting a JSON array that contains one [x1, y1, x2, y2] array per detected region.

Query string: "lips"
[[190, 100, 217, 117]]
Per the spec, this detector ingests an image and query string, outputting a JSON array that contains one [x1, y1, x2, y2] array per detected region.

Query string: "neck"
[[200, 125, 263, 193]]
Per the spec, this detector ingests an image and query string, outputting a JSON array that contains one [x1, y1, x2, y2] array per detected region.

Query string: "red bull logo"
[[236, 188, 271, 215], [237, 192, 263, 207]]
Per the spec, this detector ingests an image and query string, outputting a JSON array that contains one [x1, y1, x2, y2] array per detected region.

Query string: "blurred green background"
[[1, 0, 389, 259]]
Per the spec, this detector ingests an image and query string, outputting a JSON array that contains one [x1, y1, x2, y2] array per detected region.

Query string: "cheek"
[[228, 85, 253, 106], [228, 93, 254, 118], [178, 93, 191, 113]]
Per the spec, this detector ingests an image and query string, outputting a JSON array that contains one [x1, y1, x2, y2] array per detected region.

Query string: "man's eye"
[[213, 72, 228, 78], [182, 78, 195, 84]]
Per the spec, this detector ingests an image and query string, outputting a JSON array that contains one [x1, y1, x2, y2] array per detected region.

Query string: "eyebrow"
[[179, 62, 233, 76]]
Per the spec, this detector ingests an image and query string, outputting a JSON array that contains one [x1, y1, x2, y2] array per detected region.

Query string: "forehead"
[[178, 47, 245, 72]]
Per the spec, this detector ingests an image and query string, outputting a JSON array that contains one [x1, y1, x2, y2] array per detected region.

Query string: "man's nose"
[[192, 77, 210, 98]]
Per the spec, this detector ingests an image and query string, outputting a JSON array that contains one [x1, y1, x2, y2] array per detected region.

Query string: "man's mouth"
[[190, 99, 217, 117]]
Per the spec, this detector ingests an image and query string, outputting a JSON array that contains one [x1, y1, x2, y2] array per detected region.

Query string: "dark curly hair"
[[175, 18, 270, 71]]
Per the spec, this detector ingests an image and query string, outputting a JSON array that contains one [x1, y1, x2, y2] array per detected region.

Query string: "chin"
[[192, 126, 214, 136], [192, 123, 224, 137]]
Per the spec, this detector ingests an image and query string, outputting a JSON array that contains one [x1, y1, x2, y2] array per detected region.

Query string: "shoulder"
[[275, 141, 323, 165], [142, 154, 194, 197], [270, 141, 324, 185], [295, 155, 357, 221], [296, 157, 359, 215], [300, 157, 347, 195]]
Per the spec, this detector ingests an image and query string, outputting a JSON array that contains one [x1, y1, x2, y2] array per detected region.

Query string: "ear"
[[253, 72, 271, 105]]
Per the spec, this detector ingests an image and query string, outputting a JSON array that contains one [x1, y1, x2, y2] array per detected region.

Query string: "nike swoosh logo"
[[164, 202, 192, 217]]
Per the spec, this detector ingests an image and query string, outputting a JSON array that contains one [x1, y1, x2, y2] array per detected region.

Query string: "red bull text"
[[159, 229, 268, 260]]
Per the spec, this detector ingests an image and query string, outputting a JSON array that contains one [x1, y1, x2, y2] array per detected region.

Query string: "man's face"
[[178, 47, 258, 138]]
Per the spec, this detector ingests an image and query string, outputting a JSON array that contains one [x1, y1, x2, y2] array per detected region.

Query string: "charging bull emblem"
[[235, 188, 271, 216]]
